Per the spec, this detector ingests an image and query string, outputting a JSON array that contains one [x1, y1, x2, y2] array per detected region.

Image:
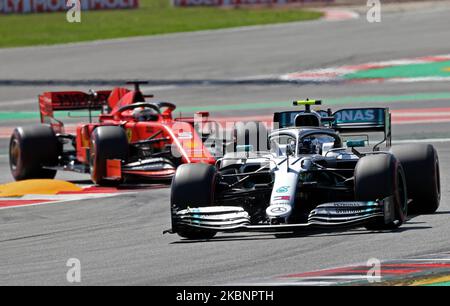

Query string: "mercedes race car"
[[9, 81, 216, 185], [167, 100, 441, 239]]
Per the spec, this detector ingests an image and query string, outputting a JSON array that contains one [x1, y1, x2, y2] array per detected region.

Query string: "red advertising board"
[[172, 0, 333, 6], [0, 0, 139, 13]]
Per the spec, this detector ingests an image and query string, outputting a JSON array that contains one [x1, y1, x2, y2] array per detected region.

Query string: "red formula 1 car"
[[9, 82, 216, 185]]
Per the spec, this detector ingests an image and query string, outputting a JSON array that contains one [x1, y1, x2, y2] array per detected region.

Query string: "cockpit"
[[270, 130, 342, 156]]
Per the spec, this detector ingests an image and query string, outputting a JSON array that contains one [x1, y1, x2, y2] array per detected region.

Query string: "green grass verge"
[[0, 0, 322, 48]]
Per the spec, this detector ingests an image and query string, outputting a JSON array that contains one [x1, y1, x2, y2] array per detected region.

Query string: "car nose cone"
[[266, 204, 292, 218]]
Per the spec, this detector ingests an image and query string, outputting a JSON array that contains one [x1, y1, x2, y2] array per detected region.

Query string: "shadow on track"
[[67, 179, 170, 191], [170, 225, 432, 244], [429, 210, 450, 215]]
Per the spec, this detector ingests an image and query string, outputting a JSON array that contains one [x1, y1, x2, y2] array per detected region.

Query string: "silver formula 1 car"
[[167, 100, 440, 239]]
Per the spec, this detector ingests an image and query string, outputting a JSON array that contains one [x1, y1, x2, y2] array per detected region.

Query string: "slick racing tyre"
[[90, 126, 128, 186], [354, 153, 408, 230], [171, 163, 217, 239], [9, 125, 59, 180], [228, 121, 269, 154], [390, 144, 440, 214]]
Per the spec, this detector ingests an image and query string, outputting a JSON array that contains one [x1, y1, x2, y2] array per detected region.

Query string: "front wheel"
[[90, 126, 128, 186], [354, 154, 408, 230], [170, 163, 218, 239]]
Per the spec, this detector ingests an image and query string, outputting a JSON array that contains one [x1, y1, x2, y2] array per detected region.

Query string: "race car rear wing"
[[39, 90, 111, 118], [39, 90, 112, 130], [273, 107, 392, 147], [332, 108, 392, 147]]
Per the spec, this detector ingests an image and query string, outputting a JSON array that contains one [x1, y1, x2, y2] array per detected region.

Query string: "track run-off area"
[[0, 5, 450, 285]]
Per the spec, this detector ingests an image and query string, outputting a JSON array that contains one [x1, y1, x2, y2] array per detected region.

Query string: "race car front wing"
[[168, 196, 396, 233]]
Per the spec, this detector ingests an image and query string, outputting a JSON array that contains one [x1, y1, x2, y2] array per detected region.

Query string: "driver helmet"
[[132, 107, 156, 122], [299, 135, 336, 155], [299, 137, 313, 154]]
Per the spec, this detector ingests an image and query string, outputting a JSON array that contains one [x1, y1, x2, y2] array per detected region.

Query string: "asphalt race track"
[[0, 6, 450, 285]]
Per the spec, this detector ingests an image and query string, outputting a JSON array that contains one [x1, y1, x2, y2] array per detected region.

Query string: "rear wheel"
[[90, 126, 128, 186], [354, 154, 408, 230], [390, 144, 440, 214], [9, 125, 59, 180], [171, 163, 217, 239]]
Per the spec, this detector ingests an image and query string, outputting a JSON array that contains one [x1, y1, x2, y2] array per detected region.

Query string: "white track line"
[[393, 138, 450, 143]]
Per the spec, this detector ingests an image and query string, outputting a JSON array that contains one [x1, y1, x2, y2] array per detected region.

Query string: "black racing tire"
[[354, 154, 408, 230], [90, 126, 128, 186], [228, 121, 269, 153], [9, 125, 59, 180], [171, 163, 218, 239], [390, 144, 440, 214]]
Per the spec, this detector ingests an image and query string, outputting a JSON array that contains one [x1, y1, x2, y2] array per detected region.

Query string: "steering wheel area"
[[115, 102, 161, 115], [298, 131, 342, 155], [113, 102, 161, 121]]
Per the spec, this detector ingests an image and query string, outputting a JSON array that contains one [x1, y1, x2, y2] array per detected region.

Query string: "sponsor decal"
[[334, 109, 384, 125], [311, 201, 380, 215], [270, 206, 288, 214], [266, 204, 292, 217], [313, 208, 369, 215], [330, 201, 376, 207], [273, 195, 290, 202], [276, 186, 290, 193], [335, 208, 366, 214], [126, 128, 133, 142], [336, 109, 375, 122]]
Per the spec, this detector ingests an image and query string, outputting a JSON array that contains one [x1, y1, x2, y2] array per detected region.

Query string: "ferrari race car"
[[168, 100, 441, 239], [9, 81, 216, 185]]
